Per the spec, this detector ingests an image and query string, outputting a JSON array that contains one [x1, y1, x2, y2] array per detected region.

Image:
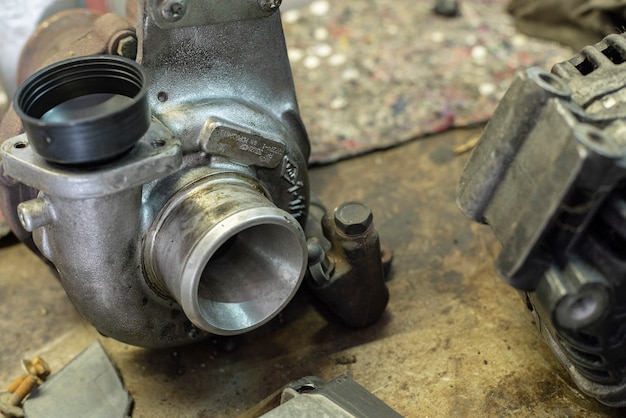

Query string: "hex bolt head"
[[334, 201, 373, 236], [258, 0, 282, 12], [160, 0, 186, 22], [116, 36, 138, 59], [22, 357, 50, 381]]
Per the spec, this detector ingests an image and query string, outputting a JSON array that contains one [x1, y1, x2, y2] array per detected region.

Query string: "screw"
[[160, 0, 186, 22], [334, 201, 373, 236], [0, 356, 51, 416], [8, 375, 38, 406], [258, 0, 282, 12]]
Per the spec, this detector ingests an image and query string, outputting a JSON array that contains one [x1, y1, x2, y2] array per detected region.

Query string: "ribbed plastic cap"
[[14, 55, 149, 165]]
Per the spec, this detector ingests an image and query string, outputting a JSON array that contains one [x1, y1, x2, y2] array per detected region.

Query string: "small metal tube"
[[535, 260, 611, 330], [17, 197, 54, 232], [144, 173, 307, 335]]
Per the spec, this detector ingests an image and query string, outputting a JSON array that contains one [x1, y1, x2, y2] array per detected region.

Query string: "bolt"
[[258, 0, 282, 12], [21, 357, 50, 381], [160, 0, 186, 22], [116, 35, 138, 59], [334, 201, 373, 236], [6, 376, 27, 394], [0, 356, 50, 416]]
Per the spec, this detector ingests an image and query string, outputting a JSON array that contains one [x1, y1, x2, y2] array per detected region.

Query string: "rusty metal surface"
[[17, 10, 134, 84], [0, 128, 624, 416], [306, 202, 389, 328]]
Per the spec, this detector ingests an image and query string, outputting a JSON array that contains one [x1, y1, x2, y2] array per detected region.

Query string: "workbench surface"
[[0, 128, 622, 417]]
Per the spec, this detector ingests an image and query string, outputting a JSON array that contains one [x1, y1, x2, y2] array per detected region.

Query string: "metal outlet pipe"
[[144, 173, 307, 335]]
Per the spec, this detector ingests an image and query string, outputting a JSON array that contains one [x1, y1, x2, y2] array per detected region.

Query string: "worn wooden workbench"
[[0, 127, 623, 417]]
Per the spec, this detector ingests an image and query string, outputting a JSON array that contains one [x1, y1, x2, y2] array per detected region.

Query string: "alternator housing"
[[458, 33, 626, 406]]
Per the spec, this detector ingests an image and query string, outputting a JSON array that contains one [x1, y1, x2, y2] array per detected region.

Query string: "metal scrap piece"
[[23, 341, 132, 418], [260, 375, 402, 418]]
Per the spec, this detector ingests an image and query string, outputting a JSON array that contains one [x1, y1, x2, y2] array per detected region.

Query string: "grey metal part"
[[1, 120, 181, 200], [0, 120, 203, 348], [143, 171, 307, 335], [137, 4, 308, 151], [457, 67, 572, 224], [260, 375, 402, 418], [264, 393, 358, 418], [23, 341, 132, 418], [200, 117, 287, 169], [136, 2, 311, 220], [458, 67, 626, 290], [535, 259, 611, 331], [553, 35, 626, 110], [530, 292, 626, 407], [0, 0, 311, 347]]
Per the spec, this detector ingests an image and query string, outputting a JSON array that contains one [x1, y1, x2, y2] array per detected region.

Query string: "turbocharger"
[[0, 0, 389, 348]]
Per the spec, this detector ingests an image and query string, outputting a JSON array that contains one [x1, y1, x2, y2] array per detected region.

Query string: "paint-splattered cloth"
[[284, 0, 573, 164]]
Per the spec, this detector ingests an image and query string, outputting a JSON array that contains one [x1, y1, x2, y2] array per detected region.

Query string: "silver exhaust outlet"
[[144, 174, 307, 335]]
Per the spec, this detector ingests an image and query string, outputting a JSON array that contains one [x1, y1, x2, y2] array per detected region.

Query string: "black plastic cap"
[[14, 55, 149, 165]]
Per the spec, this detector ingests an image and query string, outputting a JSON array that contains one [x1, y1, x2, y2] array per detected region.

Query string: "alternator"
[[458, 33, 626, 406]]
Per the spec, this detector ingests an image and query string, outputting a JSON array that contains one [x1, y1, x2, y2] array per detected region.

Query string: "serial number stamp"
[[204, 125, 286, 168]]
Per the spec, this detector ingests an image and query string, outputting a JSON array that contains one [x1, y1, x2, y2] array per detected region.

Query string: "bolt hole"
[[529, 68, 570, 98], [157, 92, 168, 102], [587, 131, 605, 144], [171, 3, 183, 15], [537, 72, 569, 94], [538, 72, 559, 87], [14, 142, 27, 149], [151, 139, 166, 148], [295, 383, 317, 394]]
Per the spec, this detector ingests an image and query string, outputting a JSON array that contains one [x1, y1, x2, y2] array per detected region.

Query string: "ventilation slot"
[[575, 59, 596, 75], [602, 46, 626, 64]]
